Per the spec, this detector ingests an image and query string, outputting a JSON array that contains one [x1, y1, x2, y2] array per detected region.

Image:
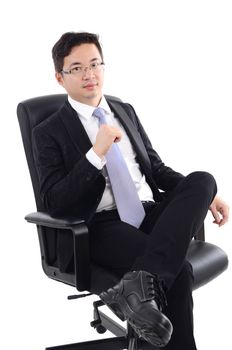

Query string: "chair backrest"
[[17, 94, 68, 211], [17, 93, 123, 280], [17, 93, 121, 210]]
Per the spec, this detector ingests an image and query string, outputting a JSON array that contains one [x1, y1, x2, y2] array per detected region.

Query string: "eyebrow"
[[69, 58, 100, 68]]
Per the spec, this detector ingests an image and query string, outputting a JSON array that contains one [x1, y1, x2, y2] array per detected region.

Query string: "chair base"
[[46, 335, 148, 350], [46, 336, 127, 350], [45, 301, 147, 350]]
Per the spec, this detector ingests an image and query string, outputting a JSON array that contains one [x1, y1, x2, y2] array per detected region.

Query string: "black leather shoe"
[[100, 270, 173, 347]]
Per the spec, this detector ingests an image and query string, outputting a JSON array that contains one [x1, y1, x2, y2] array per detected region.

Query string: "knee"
[[187, 171, 217, 201]]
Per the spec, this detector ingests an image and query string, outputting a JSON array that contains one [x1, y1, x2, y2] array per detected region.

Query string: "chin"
[[87, 91, 102, 100], [83, 92, 102, 106]]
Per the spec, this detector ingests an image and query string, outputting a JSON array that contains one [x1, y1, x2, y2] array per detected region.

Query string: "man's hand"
[[93, 124, 122, 159], [209, 195, 229, 227]]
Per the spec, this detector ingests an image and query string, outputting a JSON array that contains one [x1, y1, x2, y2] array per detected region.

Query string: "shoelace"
[[146, 273, 168, 310]]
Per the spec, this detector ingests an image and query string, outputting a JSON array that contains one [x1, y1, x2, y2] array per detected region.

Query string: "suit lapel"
[[58, 99, 152, 173], [107, 99, 152, 172], [59, 101, 92, 155]]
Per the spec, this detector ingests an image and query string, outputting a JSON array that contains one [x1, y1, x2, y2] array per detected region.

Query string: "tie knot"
[[93, 107, 107, 124]]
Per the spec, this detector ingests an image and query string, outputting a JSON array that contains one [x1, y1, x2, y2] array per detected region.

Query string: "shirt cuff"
[[86, 148, 106, 170]]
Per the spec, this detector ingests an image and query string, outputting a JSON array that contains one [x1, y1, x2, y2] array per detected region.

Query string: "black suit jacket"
[[32, 96, 184, 270]]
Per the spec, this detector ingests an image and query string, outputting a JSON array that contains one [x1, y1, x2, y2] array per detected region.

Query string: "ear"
[[55, 72, 64, 86]]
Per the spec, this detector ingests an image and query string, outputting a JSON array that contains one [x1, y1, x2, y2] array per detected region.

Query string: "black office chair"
[[17, 94, 229, 350]]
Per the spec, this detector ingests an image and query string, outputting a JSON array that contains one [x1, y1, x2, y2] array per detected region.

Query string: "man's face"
[[56, 43, 104, 106]]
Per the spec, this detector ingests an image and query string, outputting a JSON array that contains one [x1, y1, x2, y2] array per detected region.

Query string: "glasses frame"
[[61, 61, 105, 76]]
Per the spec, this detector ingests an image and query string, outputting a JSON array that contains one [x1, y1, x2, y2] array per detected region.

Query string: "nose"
[[82, 66, 95, 79]]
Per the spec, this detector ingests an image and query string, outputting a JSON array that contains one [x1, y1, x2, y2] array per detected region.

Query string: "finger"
[[113, 130, 122, 142], [211, 209, 221, 224], [219, 212, 229, 227], [218, 218, 227, 227]]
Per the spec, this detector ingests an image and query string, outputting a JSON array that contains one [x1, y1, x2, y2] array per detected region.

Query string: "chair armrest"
[[25, 211, 84, 228], [25, 211, 90, 291]]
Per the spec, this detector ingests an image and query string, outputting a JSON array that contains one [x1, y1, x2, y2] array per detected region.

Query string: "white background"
[[1, 0, 231, 349]]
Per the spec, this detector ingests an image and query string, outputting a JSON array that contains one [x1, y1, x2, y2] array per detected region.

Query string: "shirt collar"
[[68, 95, 111, 121]]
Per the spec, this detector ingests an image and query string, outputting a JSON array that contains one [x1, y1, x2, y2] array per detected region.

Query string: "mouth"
[[83, 82, 97, 90]]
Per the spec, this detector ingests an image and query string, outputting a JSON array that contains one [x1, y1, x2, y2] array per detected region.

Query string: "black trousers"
[[88, 171, 217, 350]]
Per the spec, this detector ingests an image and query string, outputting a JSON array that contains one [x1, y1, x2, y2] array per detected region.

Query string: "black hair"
[[52, 32, 103, 72]]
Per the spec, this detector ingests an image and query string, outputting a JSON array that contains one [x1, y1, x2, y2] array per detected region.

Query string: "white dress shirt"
[[68, 95, 154, 212]]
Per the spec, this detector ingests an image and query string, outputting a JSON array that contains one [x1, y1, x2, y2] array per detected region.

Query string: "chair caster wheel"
[[90, 319, 106, 334], [96, 324, 107, 334]]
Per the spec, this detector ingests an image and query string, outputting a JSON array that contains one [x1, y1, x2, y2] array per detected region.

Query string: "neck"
[[71, 93, 103, 107]]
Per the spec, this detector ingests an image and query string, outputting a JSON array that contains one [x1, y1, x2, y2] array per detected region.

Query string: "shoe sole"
[[100, 289, 172, 347]]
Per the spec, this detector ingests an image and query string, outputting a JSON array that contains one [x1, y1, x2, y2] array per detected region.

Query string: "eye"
[[71, 66, 82, 73], [90, 62, 99, 69]]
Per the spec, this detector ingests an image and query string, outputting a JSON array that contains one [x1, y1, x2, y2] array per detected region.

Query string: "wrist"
[[93, 144, 105, 159], [86, 148, 106, 169]]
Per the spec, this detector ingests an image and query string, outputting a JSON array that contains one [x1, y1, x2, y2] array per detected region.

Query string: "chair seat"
[[186, 240, 228, 289], [90, 240, 228, 294]]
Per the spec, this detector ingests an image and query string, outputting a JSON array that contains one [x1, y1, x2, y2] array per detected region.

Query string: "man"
[[32, 32, 229, 349]]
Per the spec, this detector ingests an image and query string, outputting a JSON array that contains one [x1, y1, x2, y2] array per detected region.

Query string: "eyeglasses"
[[62, 61, 105, 75]]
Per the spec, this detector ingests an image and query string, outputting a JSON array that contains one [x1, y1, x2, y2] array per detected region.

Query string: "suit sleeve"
[[32, 125, 105, 218], [124, 103, 185, 191]]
